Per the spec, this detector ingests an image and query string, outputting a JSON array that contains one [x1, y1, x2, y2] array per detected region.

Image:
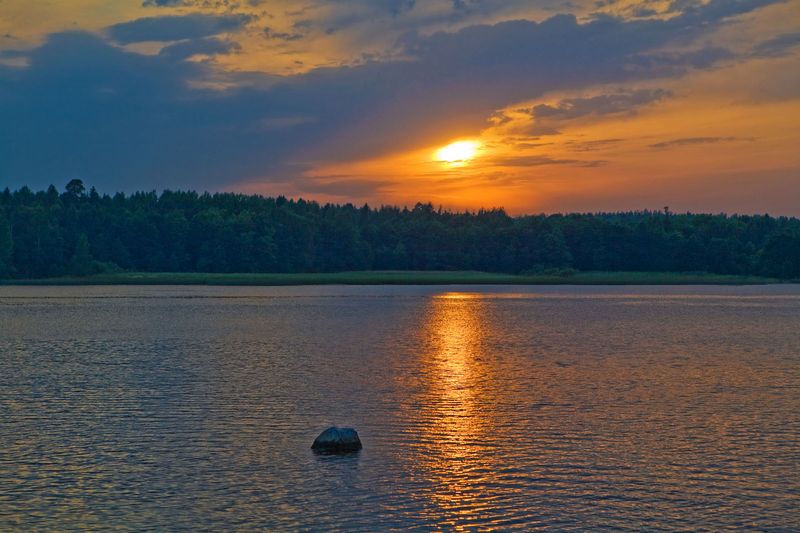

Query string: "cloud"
[[630, 7, 659, 17], [323, 0, 418, 18], [263, 27, 305, 42], [142, 0, 185, 6], [673, 0, 785, 20], [531, 89, 671, 120], [293, 176, 395, 196], [316, 0, 420, 35], [259, 116, 317, 130], [488, 155, 607, 167], [108, 14, 252, 44], [649, 136, 756, 149], [752, 32, 800, 57], [159, 38, 241, 60], [0, 32, 287, 192], [142, 0, 258, 6], [0, 0, 783, 193], [0, 48, 28, 59], [627, 46, 735, 72], [566, 138, 625, 151], [382, 0, 417, 16], [666, 0, 704, 13]]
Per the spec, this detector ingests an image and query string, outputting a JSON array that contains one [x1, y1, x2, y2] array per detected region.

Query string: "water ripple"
[[1, 285, 798, 531]]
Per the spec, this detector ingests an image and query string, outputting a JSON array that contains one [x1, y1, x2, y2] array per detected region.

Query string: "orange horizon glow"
[[13, 1, 796, 215]]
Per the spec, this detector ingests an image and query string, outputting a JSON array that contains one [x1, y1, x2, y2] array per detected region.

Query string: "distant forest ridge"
[[1, 181, 798, 279]]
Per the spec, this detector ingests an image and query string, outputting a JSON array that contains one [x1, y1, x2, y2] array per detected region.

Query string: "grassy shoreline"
[[0, 271, 788, 286]]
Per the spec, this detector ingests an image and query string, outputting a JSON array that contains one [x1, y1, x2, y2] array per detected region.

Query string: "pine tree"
[[0, 212, 13, 277], [69, 234, 93, 276]]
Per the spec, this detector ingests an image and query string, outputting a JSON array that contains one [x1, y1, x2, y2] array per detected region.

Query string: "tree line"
[[0, 180, 798, 279]]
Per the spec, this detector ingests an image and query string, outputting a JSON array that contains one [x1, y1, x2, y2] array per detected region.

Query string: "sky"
[[1, 0, 799, 214]]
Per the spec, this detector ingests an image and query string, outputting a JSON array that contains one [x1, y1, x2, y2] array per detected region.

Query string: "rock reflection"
[[413, 292, 506, 530]]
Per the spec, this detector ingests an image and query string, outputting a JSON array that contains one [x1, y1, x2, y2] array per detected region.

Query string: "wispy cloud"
[[159, 37, 241, 60], [530, 89, 670, 120], [565, 138, 625, 152], [649, 137, 756, 149], [108, 14, 253, 44], [752, 31, 800, 57], [488, 155, 607, 168]]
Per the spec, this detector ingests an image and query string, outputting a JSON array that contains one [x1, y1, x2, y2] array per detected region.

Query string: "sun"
[[435, 140, 480, 164]]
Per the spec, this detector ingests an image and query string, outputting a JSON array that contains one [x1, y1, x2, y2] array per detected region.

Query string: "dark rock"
[[311, 426, 362, 453]]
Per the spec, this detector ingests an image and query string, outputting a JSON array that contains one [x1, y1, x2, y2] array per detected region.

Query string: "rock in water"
[[311, 426, 362, 453]]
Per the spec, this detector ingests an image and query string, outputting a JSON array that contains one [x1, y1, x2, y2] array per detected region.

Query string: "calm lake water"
[[1, 285, 798, 531]]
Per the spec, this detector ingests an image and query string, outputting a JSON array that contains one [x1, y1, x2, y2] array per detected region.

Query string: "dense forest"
[[1, 180, 798, 279]]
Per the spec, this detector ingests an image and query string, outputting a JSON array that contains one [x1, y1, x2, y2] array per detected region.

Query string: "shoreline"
[[0, 271, 790, 286]]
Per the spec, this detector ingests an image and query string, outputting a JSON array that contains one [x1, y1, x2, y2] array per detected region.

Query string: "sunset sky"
[[1, 0, 798, 214]]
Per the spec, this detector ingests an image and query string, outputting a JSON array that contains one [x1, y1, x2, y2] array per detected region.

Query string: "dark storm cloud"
[[0, 32, 293, 192], [108, 14, 252, 44], [0, 0, 783, 192]]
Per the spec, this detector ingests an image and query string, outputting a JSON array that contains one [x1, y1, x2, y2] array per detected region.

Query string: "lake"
[[1, 285, 798, 531]]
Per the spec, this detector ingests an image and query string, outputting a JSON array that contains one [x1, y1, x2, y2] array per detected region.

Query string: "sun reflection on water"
[[430, 293, 485, 443], [413, 292, 505, 529]]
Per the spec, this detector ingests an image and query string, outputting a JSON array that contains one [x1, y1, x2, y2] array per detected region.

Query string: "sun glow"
[[435, 140, 480, 164]]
